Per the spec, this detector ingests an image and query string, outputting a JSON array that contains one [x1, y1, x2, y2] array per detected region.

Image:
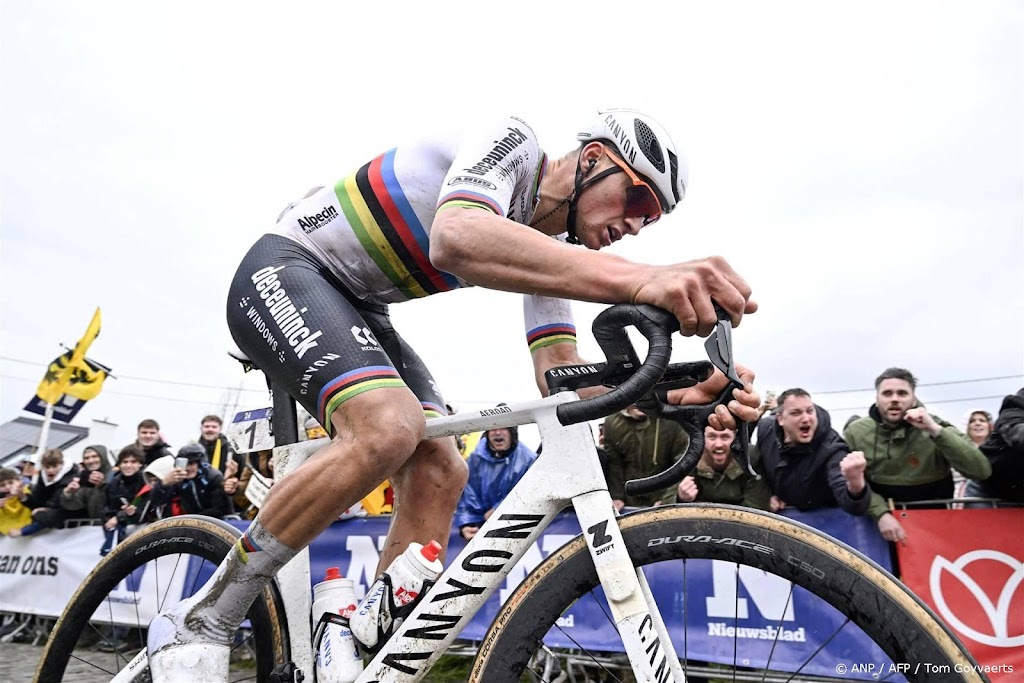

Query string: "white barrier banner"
[[0, 526, 103, 618], [0, 526, 187, 626]]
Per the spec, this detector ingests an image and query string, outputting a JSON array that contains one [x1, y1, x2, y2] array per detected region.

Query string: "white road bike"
[[36, 305, 986, 683]]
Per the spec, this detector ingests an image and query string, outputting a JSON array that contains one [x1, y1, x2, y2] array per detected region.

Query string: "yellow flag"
[[36, 308, 104, 405]]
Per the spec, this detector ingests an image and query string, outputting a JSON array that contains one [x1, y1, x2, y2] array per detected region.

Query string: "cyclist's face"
[[703, 426, 735, 469], [137, 427, 159, 447], [777, 396, 818, 444], [875, 379, 915, 424], [575, 159, 648, 251]]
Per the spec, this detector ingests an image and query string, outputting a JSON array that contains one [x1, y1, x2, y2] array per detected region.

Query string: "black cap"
[[178, 444, 206, 463]]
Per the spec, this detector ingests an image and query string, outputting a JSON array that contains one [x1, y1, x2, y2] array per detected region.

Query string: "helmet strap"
[[566, 151, 621, 244], [531, 149, 620, 244]]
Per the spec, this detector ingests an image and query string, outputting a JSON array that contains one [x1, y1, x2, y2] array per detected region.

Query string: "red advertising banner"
[[896, 509, 1023, 681]]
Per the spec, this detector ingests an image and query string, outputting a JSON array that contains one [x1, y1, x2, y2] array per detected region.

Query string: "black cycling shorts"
[[226, 234, 446, 434]]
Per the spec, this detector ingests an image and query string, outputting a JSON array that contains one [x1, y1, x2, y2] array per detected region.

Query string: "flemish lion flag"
[[35, 308, 110, 405]]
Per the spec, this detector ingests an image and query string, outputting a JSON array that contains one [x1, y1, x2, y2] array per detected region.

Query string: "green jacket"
[[604, 412, 688, 507], [689, 457, 771, 510], [844, 406, 991, 519]]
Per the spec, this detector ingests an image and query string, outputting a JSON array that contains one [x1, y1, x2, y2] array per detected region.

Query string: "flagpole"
[[34, 402, 55, 465]]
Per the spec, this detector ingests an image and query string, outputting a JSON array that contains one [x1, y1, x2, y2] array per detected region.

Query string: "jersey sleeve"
[[524, 292, 577, 353], [437, 116, 541, 218]]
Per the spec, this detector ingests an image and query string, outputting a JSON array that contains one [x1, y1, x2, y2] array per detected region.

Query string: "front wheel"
[[35, 515, 290, 682], [471, 504, 985, 682]]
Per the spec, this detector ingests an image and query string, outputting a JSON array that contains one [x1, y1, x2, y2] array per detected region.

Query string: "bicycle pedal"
[[269, 661, 304, 682]]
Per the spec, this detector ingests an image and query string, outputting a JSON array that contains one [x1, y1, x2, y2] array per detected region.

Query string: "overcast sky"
[[2, 1, 1022, 457]]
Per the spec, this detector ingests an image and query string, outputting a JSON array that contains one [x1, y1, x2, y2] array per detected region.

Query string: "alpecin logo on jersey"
[[464, 127, 527, 177], [448, 176, 498, 191], [297, 205, 338, 234], [246, 266, 324, 360]]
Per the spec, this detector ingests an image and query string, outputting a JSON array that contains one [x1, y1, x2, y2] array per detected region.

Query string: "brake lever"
[[705, 304, 753, 475]]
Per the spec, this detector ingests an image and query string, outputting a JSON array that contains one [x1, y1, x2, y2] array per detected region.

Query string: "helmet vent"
[[634, 119, 665, 173]]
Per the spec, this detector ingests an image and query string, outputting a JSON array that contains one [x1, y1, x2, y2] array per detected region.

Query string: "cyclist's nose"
[[624, 217, 644, 236]]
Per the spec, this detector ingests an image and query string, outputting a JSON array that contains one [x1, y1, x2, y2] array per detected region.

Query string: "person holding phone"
[[100, 446, 149, 555], [149, 445, 232, 520]]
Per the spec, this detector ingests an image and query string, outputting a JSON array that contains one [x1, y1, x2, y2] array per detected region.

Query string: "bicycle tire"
[[35, 515, 290, 683], [471, 504, 986, 682]]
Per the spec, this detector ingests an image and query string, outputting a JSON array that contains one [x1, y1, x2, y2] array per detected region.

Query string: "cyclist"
[[147, 109, 761, 678]]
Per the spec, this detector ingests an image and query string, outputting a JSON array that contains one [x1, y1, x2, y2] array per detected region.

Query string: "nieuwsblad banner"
[[293, 507, 896, 680], [896, 508, 1023, 682]]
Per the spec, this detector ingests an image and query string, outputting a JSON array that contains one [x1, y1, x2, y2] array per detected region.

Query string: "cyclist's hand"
[[770, 496, 787, 512], [612, 499, 625, 512], [666, 364, 760, 430], [677, 476, 698, 502], [632, 256, 757, 337], [878, 513, 907, 544], [461, 526, 479, 541]]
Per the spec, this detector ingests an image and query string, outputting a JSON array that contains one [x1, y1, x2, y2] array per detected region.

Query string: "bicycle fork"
[[573, 490, 686, 683]]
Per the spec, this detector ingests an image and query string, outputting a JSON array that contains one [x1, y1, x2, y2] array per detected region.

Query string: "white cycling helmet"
[[577, 109, 688, 214]]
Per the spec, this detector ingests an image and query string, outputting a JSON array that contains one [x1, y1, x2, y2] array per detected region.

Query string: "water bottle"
[[312, 567, 363, 682], [350, 540, 443, 650]]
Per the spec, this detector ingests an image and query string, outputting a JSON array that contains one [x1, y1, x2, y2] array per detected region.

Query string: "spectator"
[[135, 419, 174, 466], [604, 405, 689, 510], [0, 467, 32, 536], [755, 389, 870, 515], [953, 408, 994, 500], [153, 444, 232, 520], [966, 389, 1024, 504], [454, 422, 537, 540], [10, 448, 80, 536], [61, 445, 113, 521], [756, 390, 778, 419], [101, 446, 149, 554], [964, 409, 994, 447], [845, 368, 992, 543], [139, 455, 179, 521], [18, 459, 37, 487], [198, 415, 244, 477], [676, 426, 770, 510]]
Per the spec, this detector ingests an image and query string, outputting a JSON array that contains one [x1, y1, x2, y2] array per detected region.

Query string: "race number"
[[227, 407, 274, 454]]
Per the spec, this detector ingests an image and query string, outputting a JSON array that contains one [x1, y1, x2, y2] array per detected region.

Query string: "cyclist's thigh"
[[359, 306, 448, 422], [226, 234, 410, 431]]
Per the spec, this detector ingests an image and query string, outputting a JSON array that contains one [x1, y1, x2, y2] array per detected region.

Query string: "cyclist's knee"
[[394, 439, 468, 499]]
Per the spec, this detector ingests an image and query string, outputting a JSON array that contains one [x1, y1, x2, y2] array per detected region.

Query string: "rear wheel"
[[472, 505, 985, 682], [35, 515, 289, 682]]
